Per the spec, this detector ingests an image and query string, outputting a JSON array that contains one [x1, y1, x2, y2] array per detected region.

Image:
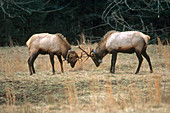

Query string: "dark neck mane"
[[56, 33, 71, 59], [56, 33, 71, 49]]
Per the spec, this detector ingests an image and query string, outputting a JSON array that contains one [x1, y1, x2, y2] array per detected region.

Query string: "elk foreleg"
[[110, 51, 117, 73], [57, 55, 64, 73], [49, 53, 55, 75]]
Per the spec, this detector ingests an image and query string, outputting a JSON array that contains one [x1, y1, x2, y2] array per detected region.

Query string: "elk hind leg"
[[28, 52, 39, 75], [142, 49, 153, 73], [135, 52, 143, 74]]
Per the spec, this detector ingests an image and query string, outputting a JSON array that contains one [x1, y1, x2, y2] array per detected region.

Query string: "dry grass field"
[[0, 42, 170, 113]]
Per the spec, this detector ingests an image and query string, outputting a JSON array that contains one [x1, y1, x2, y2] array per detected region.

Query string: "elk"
[[26, 33, 79, 75], [78, 31, 153, 74]]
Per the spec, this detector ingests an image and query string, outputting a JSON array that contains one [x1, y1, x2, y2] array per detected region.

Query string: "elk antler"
[[77, 40, 92, 61], [77, 40, 91, 56], [78, 46, 91, 57]]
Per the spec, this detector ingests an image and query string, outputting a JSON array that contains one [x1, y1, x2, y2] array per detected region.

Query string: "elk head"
[[90, 49, 102, 67], [66, 50, 79, 68]]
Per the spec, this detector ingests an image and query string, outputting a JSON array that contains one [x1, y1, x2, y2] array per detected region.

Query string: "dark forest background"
[[0, 0, 170, 46]]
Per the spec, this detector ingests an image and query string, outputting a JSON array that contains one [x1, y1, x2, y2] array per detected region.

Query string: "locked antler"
[[77, 40, 92, 61]]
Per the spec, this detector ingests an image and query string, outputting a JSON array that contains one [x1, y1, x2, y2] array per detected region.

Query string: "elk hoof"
[[135, 72, 139, 74], [150, 70, 153, 73], [110, 71, 115, 74]]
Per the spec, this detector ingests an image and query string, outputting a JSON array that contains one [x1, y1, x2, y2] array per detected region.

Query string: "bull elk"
[[78, 31, 153, 74], [26, 33, 79, 75]]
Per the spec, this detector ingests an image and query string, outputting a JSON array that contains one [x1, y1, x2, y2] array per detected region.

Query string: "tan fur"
[[98, 30, 119, 46], [26, 33, 71, 57], [105, 31, 150, 53], [26, 33, 49, 48]]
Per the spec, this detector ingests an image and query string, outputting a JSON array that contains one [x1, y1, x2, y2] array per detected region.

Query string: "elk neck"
[[94, 44, 108, 60]]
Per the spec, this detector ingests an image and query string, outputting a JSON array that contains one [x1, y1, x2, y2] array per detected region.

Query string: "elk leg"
[[32, 54, 39, 74], [135, 52, 143, 74], [142, 49, 153, 73], [49, 53, 55, 75], [57, 55, 64, 73], [27, 57, 32, 75], [110, 51, 117, 73], [28, 52, 39, 75]]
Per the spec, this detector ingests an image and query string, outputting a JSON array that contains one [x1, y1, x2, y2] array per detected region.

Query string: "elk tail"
[[26, 38, 32, 48], [143, 35, 151, 45], [146, 35, 151, 40]]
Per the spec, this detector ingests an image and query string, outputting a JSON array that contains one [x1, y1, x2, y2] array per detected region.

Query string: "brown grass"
[[0, 42, 170, 113]]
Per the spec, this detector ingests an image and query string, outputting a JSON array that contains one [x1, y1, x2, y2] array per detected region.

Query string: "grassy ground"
[[0, 43, 170, 113]]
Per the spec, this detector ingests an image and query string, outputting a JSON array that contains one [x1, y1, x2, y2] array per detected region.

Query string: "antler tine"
[[78, 46, 91, 56], [88, 47, 93, 55], [78, 52, 90, 62], [77, 40, 91, 57], [79, 52, 84, 62], [84, 56, 90, 62], [76, 40, 92, 62], [77, 40, 80, 46]]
